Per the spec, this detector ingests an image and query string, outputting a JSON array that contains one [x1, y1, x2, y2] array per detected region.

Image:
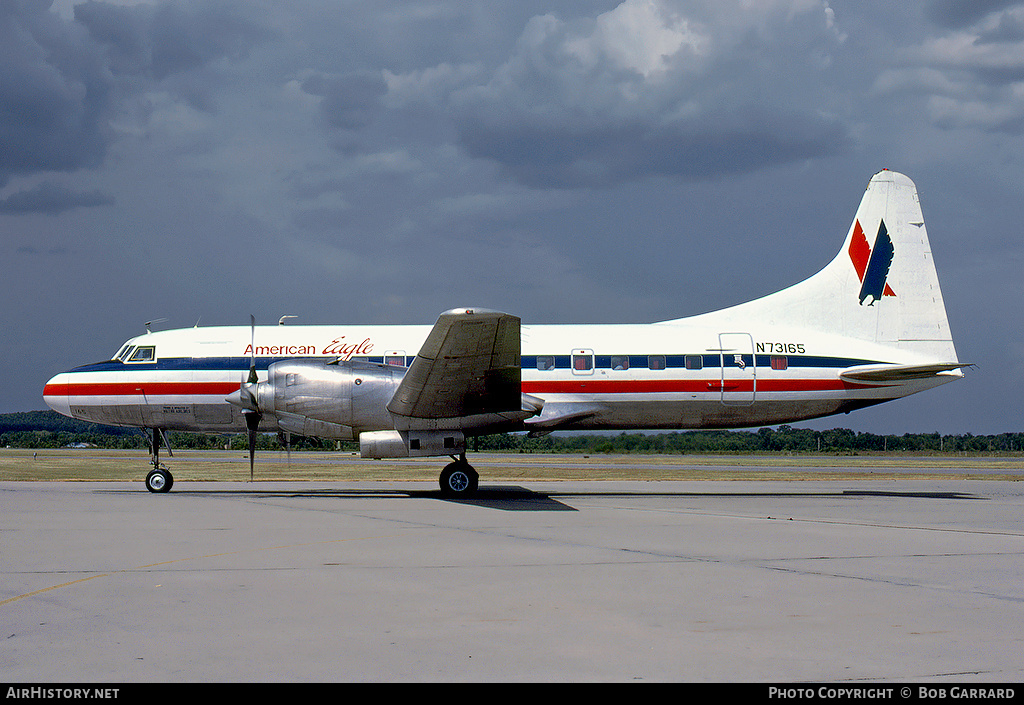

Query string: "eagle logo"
[[848, 219, 896, 306]]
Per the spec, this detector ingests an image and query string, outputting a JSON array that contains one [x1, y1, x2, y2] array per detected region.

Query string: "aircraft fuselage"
[[43, 321, 955, 436]]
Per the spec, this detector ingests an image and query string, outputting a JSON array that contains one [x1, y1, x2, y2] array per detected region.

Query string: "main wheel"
[[439, 462, 478, 497], [145, 468, 173, 493]]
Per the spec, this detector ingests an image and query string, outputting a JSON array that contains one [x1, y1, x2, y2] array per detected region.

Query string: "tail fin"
[[677, 170, 959, 363]]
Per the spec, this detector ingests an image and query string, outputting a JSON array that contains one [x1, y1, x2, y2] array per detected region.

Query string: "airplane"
[[43, 170, 967, 497]]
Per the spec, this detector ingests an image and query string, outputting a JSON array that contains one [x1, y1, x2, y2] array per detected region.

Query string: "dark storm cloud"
[[456, 108, 847, 189], [0, 0, 273, 188], [74, 0, 275, 80], [877, 3, 1024, 133], [0, 180, 114, 214], [0, 0, 112, 186], [976, 10, 1024, 43], [442, 1, 850, 188], [301, 71, 389, 130], [925, 0, 1021, 29]]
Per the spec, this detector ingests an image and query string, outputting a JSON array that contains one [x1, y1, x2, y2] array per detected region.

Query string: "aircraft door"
[[717, 332, 756, 405]]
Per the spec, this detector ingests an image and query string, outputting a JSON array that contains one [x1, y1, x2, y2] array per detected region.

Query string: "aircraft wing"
[[387, 308, 522, 420], [840, 362, 970, 383]]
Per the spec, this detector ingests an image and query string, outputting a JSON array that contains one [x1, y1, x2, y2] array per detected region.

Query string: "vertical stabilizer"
[[674, 170, 958, 362]]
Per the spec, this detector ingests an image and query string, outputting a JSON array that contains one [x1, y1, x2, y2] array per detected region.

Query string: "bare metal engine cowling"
[[253, 359, 404, 440]]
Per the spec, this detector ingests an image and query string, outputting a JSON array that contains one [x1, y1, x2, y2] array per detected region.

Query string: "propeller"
[[226, 316, 262, 482], [243, 315, 262, 482]]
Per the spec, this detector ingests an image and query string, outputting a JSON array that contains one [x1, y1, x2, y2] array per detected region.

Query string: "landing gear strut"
[[439, 454, 478, 497], [145, 428, 174, 493]]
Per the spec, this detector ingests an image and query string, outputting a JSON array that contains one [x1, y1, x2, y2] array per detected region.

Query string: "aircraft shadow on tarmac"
[[102, 486, 985, 512], [261, 486, 579, 511], [99, 485, 579, 511]]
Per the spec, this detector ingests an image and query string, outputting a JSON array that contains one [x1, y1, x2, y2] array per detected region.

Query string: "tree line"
[[2, 410, 1020, 455]]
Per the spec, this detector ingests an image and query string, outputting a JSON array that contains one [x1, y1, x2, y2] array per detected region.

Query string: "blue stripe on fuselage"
[[69, 353, 886, 375]]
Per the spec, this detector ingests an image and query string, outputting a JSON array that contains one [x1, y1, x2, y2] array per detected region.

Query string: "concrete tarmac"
[[2, 476, 1024, 682]]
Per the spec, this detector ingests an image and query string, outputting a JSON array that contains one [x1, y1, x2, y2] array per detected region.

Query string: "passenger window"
[[771, 356, 788, 371], [648, 355, 666, 370], [537, 355, 555, 371], [611, 355, 629, 371], [385, 355, 405, 366], [685, 355, 703, 370], [128, 346, 155, 362], [573, 354, 593, 371]]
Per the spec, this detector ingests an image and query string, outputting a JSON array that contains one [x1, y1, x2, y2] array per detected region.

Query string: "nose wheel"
[[146, 467, 173, 493], [439, 459, 478, 497]]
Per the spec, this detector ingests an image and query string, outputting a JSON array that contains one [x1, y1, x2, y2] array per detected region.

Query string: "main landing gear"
[[145, 427, 174, 493], [439, 454, 479, 498]]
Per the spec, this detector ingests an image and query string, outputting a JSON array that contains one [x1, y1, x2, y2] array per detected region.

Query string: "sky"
[[1, 0, 1022, 436]]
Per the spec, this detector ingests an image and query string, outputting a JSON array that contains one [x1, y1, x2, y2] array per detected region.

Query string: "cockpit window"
[[127, 346, 156, 362], [113, 344, 132, 361]]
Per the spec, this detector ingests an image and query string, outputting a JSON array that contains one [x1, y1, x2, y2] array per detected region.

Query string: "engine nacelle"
[[359, 429, 466, 458], [253, 359, 404, 439]]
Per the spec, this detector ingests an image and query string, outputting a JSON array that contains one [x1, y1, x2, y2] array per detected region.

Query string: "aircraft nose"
[[43, 372, 73, 418]]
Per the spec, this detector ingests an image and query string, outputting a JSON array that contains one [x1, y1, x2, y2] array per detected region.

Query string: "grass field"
[[2, 447, 1023, 484]]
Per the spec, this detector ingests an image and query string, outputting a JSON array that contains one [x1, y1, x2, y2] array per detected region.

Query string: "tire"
[[145, 468, 173, 493], [439, 462, 478, 497]]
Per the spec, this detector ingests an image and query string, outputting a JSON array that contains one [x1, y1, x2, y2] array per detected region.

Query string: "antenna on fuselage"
[[145, 318, 168, 334], [278, 315, 297, 325]]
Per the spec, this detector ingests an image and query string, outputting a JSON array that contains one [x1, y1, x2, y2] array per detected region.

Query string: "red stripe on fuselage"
[[43, 382, 241, 397], [44, 378, 877, 400]]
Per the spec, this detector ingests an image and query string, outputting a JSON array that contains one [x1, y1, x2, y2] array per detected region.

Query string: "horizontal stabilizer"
[[524, 403, 603, 434], [840, 363, 970, 383]]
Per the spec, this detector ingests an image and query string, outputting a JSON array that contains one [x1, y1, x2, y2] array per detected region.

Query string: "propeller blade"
[[244, 410, 261, 482], [247, 315, 258, 384]]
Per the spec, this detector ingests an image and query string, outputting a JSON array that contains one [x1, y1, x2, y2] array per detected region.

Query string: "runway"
[[3, 475, 1024, 682]]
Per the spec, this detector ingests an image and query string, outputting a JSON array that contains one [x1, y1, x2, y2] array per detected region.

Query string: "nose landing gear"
[[145, 427, 174, 493]]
